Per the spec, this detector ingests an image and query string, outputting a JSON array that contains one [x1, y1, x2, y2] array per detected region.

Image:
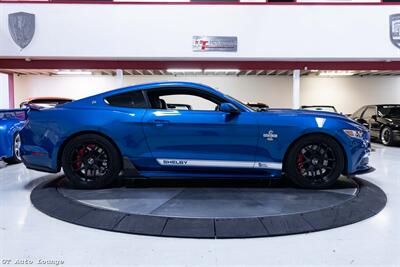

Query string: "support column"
[[115, 69, 124, 88], [292, 69, 300, 109], [8, 73, 14, 109]]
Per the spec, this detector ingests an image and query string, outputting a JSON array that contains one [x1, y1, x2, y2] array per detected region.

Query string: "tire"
[[380, 127, 395, 146], [4, 133, 22, 165], [61, 134, 122, 189], [285, 134, 345, 189]]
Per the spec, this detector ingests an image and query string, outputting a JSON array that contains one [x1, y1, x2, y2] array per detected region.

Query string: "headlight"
[[343, 129, 364, 139]]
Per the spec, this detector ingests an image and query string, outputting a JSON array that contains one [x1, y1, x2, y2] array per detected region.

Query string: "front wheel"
[[381, 127, 394, 146], [284, 134, 345, 189], [61, 134, 122, 189], [4, 133, 22, 165]]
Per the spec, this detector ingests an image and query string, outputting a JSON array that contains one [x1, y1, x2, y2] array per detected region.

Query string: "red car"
[[19, 97, 73, 109]]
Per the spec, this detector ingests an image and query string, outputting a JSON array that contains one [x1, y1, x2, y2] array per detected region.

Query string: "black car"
[[351, 105, 400, 146], [246, 102, 269, 111], [301, 105, 338, 113], [166, 103, 192, 110]]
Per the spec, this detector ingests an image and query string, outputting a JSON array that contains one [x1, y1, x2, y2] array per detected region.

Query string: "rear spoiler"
[[0, 108, 28, 121]]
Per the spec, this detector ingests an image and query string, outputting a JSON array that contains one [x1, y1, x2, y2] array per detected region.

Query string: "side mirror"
[[219, 103, 240, 114], [371, 115, 378, 121]]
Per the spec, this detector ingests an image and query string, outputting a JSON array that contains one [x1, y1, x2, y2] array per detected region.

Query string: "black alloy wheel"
[[381, 127, 394, 146], [62, 134, 121, 189], [285, 134, 344, 189]]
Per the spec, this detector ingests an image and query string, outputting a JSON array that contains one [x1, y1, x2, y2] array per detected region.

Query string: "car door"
[[141, 87, 259, 171]]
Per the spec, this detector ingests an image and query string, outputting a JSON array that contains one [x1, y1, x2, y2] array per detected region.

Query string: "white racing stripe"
[[156, 159, 282, 170]]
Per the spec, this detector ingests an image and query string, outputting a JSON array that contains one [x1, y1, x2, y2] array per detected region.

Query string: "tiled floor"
[[0, 144, 399, 267]]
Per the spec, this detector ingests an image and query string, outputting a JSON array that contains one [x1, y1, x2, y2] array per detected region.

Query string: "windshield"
[[378, 106, 400, 117]]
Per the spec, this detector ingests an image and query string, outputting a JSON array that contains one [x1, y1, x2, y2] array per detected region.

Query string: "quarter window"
[[105, 90, 147, 108]]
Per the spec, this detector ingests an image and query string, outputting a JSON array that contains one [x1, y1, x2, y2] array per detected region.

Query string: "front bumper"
[[22, 159, 58, 173], [344, 128, 372, 175], [348, 166, 375, 177], [392, 130, 400, 142]]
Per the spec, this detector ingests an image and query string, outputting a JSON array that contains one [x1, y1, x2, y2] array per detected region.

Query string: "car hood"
[[384, 118, 400, 125], [263, 108, 365, 129], [267, 108, 347, 120]]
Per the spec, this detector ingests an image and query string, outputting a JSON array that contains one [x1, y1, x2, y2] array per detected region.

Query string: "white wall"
[[1, 4, 399, 60], [13, 74, 400, 114], [302, 77, 400, 114], [0, 73, 9, 109], [13, 75, 293, 108]]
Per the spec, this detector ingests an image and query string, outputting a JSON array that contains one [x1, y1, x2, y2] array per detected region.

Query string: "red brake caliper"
[[296, 153, 305, 172], [74, 146, 86, 170]]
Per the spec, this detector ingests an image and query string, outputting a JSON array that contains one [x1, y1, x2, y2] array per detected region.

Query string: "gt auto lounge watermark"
[[192, 36, 237, 52], [1, 258, 64, 266]]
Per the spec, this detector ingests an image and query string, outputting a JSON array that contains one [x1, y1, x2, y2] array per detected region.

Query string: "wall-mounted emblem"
[[390, 14, 400, 49], [8, 12, 35, 49], [192, 36, 237, 52], [263, 130, 278, 141]]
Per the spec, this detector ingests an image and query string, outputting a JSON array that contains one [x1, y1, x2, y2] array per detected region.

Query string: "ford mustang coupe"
[[20, 82, 372, 189]]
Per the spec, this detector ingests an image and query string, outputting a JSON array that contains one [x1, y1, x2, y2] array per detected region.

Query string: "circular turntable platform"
[[31, 177, 386, 238]]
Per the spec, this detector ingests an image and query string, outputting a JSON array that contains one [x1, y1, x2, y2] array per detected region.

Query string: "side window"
[[362, 107, 376, 119], [146, 88, 226, 112], [160, 94, 217, 111], [105, 90, 147, 108]]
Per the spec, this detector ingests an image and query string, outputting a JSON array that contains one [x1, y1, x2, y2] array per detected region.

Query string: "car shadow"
[[55, 175, 357, 191]]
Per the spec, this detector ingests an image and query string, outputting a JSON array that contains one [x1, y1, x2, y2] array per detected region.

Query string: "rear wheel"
[[381, 127, 394, 146], [4, 133, 22, 165], [285, 134, 344, 189], [61, 134, 121, 189]]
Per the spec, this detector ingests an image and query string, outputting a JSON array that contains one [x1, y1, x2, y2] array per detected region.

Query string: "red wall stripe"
[[1, 59, 400, 70], [0, 1, 397, 5]]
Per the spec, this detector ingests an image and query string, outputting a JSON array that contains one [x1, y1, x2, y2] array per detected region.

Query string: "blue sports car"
[[0, 109, 26, 164], [20, 82, 372, 189]]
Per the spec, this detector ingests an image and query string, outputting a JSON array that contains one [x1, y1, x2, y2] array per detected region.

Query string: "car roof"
[[90, 81, 225, 99], [65, 81, 253, 112], [376, 104, 400, 107]]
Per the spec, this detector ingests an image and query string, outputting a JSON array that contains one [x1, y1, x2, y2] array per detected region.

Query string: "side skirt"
[[156, 158, 282, 170]]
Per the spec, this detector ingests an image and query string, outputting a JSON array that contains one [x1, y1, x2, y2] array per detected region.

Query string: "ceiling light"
[[56, 70, 92, 75], [318, 71, 355, 77], [204, 69, 240, 73], [167, 69, 202, 73]]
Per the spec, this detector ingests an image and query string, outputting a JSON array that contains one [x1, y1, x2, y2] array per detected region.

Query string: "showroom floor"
[[0, 144, 399, 267]]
